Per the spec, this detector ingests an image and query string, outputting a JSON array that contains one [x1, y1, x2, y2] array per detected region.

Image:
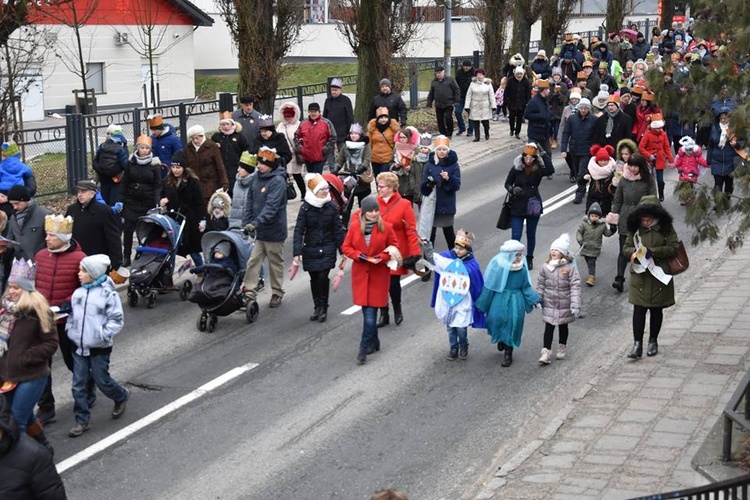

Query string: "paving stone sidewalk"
[[473, 244, 750, 499]]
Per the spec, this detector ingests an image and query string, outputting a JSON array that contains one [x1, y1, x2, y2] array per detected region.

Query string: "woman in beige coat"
[[464, 69, 496, 142], [277, 101, 305, 196]]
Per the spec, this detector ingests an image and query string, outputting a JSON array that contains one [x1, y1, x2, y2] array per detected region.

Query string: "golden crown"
[[455, 229, 474, 248], [44, 214, 73, 234]]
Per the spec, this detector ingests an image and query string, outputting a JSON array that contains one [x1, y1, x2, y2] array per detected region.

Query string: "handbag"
[[667, 240, 689, 275], [527, 197, 542, 217], [286, 177, 298, 200], [496, 193, 512, 230]]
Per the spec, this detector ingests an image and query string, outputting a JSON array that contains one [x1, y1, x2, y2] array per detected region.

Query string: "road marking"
[[543, 185, 577, 206], [542, 193, 577, 215], [55, 362, 259, 475]]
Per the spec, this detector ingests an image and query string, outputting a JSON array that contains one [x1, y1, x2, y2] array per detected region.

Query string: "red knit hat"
[[590, 144, 615, 163]]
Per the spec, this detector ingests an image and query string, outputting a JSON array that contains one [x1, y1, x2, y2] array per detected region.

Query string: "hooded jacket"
[[0, 398, 66, 500], [504, 153, 554, 217], [536, 258, 581, 325], [276, 102, 303, 175], [421, 150, 461, 215], [576, 214, 614, 258], [229, 172, 252, 229], [66, 277, 124, 356], [210, 125, 249, 195], [465, 77, 496, 121], [0, 155, 34, 194], [151, 123, 183, 167], [674, 146, 708, 182], [242, 165, 288, 242]]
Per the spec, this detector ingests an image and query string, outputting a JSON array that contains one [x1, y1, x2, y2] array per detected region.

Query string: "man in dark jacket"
[[593, 95, 633, 148], [582, 61, 601, 96], [504, 66, 531, 139], [368, 78, 408, 126], [454, 59, 475, 136], [92, 132, 128, 205], [242, 149, 288, 308], [232, 96, 262, 151], [632, 32, 649, 61], [148, 114, 182, 173], [65, 180, 123, 268], [560, 98, 597, 204], [323, 78, 354, 152], [426, 66, 461, 137], [524, 79, 554, 173], [0, 397, 66, 500]]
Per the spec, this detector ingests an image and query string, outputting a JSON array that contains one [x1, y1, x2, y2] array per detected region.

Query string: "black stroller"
[[188, 230, 259, 332], [127, 211, 189, 309]]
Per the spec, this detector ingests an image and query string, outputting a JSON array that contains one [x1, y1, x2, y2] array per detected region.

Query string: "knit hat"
[[81, 254, 111, 280], [578, 98, 592, 109], [523, 143, 538, 156], [587, 202, 603, 216], [44, 214, 73, 243], [257, 114, 274, 130], [551, 67, 563, 77], [213, 241, 231, 257], [1, 141, 19, 157], [563, 51, 573, 59], [8, 258, 36, 291], [219, 111, 234, 125], [679, 136, 696, 152], [75, 180, 97, 192], [513, 66, 525, 76], [257, 146, 278, 168], [619, 86, 631, 96], [568, 89, 581, 100], [106, 123, 123, 135], [304, 173, 329, 194], [360, 195, 379, 213], [649, 113, 665, 128], [550, 233, 571, 255], [500, 239, 525, 253], [376, 106, 390, 118], [147, 114, 164, 130], [187, 124, 205, 139], [591, 144, 615, 163], [594, 90, 609, 108], [8, 185, 30, 202], [462, 59, 472, 66], [475, 68, 486, 75], [136, 134, 152, 149], [419, 133, 432, 147], [536, 50, 547, 59], [433, 135, 450, 150], [308, 102, 320, 112], [330, 77, 343, 88], [434, 66, 445, 73], [349, 123, 364, 135], [379, 78, 392, 88], [454, 229, 474, 249]]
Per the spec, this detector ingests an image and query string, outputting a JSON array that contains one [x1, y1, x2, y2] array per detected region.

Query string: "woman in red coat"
[[341, 195, 398, 365], [375, 172, 421, 327]]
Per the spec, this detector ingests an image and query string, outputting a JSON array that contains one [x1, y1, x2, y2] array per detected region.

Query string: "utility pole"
[[444, 0, 452, 74]]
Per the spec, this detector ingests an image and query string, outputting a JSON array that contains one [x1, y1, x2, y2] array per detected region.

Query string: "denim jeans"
[[454, 101, 472, 133], [511, 215, 540, 256], [306, 161, 325, 174], [6, 377, 47, 432], [447, 326, 468, 348], [72, 349, 128, 424], [360, 306, 378, 352]]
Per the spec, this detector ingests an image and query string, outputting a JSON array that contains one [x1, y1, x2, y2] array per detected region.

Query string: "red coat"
[[377, 193, 420, 276], [34, 240, 86, 313], [341, 213, 398, 308], [639, 129, 674, 170], [632, 105, 661, 142]]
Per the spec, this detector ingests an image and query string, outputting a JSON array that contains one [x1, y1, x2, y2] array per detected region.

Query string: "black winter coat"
[[504, 154, 554, 217], [250, 131, 293, 167], [210, 131, 250, 196], [323, 95, 354, 143], [504, 77, 531, 112], [426, 76, 461, 108], [593, 111, 633, 149], [524, 94, 552, 141], [293, 201, 345, 272], [455, 67, 475, 99], [65, 200, 123, 269], [161, 175, 204, 255], [0, 401, 66, 500], [121, 157, 162, 221], [368, 92, 408, 125], [561, 112, 597, 155]]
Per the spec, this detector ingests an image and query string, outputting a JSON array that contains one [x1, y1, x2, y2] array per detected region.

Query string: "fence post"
[[65, 111, 87, 193], [723, 414, 733, 461], [178, 102, 188, 145], [296, 86, 304, 111], [219, 93, 233, 113], [326, 77, 333, 98], [133, 107, 142, 141], [473, 50, 480, 69], [409, 62, 419, 110], [598, 25, 604, 41]]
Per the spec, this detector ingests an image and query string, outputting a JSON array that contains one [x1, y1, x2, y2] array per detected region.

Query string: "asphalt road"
[[48, 150, 683, 499]]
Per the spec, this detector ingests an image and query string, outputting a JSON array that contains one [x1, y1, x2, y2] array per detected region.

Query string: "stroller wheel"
[[127, 291, 138, 308], [179, 281, 192, 301], [146, 293, 157, 309], [207, 315, 218, 333], [197, 313, 208, 331], [245, 301, 259, 323]]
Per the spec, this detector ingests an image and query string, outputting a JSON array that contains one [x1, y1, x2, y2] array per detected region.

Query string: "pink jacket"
[[673, 146, 708, 183]]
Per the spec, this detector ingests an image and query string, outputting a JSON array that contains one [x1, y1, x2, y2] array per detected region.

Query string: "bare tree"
[[539, 0, 577, 55], [334, 0, 422, 124], [216, 0, 305, 115], [508, 0, 543, 62], [605, 0, 628, 36], [470, 0, 511, 84]]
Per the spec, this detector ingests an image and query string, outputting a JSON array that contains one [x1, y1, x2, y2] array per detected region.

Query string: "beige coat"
[[465, 77, 496, 121]]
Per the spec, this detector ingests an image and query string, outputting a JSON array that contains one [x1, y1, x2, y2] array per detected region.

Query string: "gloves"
[[112, 202, 123, 213], [355, 165, 367, 175], [58, 301, 72, 314], [358, 253, 369, 262], [464, 109, 470, 115], [533, 302, 543, 310], [571, 308, 580, 318], [512, 186, 524, 197], [243, 223, 256, 235], [199, 220, 207, 232], [649, 154, 656, 161], [426, 176, 436, 189], [402, 255, 420, 270]]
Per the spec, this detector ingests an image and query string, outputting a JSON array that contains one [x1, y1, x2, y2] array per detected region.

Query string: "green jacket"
[[576, 217, 614, 258]]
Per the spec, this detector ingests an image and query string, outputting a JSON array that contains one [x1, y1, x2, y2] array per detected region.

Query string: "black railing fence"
[[628, 472, 750, 499]]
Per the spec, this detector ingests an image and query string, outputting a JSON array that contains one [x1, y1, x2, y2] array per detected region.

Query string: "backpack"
[[94, 141, 124, 178]]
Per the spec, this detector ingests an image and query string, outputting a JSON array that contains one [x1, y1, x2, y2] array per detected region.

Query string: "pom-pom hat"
[[1, 141, 20, 157], [591, 144, 615, 163]]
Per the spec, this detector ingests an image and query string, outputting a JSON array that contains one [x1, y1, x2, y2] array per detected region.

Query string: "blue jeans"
[[190, 252, 204, 267], [360, 306, 378, 352], [511, 215, 540, 257], [447, 326, 468, 348], [5, 377, 47, 432], [306, 161, 325, 174], [72, 349, 128, 424], [454, 101, 472, 133]]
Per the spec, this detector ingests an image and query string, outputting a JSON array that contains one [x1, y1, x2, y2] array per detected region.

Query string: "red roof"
[[31, 0, 213, 27]]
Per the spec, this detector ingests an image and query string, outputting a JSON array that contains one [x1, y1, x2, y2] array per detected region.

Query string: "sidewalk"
[[472, 243, 750, 499]]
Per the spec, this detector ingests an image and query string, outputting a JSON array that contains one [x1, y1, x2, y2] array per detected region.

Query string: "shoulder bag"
[[286, 176, 298, 200], [667, 240, 689, 275], [496, 192, 512, 230]]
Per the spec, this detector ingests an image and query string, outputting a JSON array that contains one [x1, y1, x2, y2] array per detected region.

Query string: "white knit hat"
[[81, 254, 111, 280], [550, 233, 571, 255], [500, 239, 525, 253], [187, 124, 205, 139]]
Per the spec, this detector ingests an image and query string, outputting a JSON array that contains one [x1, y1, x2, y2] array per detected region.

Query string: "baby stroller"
[[188, 230, 259, 332], [127, 211, 187, 309]]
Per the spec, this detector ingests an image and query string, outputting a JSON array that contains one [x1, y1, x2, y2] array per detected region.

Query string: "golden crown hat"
[[433, 135, 451, 149], [219, 111, 234, 122], [44, 214, 73, 234], [257, 146, 278, 163], [454, 229, 475, 248]]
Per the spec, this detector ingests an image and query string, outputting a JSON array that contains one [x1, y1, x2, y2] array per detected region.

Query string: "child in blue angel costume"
[[476, 239, 541, 367], [424, 229, 486, 361]]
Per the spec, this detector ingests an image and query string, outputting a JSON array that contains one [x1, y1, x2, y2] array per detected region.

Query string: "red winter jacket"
[[341, 213, 398, 308], [34, 240, 86, 315], [673, 147, 708, 182], [377, 193, 420, 276], [638, 129, 674, 170], [295, 117, 335, 163]]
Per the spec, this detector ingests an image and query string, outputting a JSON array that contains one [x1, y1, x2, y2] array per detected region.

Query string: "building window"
[[85, 62, 105, 94]]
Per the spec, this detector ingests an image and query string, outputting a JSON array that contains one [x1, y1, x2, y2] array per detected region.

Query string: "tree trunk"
[[353, 0, 393, 125], [480, 0, 510, 84], [660, 0, 676, 29], [605, 0, 627, 37], [509, 0, 535, 62]]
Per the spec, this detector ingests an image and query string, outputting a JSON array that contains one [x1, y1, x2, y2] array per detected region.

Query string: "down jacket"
[[295, 116, 336, 164], [293, 201, 345, 272], [536, 260, 581, 325], [33, 239, 86, 310], [150, 123, 183, 167], [242, 166, 288, 242], [66, 277, 124, 357], [674, 147, 708, 182], [0, 398, 66, 500], [465, 77, 496, 121], [421, 150, 461, 216], [120, 155, 162, 221]]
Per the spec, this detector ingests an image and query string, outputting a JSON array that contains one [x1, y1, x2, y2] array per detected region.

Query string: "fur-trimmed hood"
[[207, 190, 232, 217], [279, 101, 301, 125], [512, 152, 545, 171], [616, 138, 638, 160], [626, 195, 674, 234]]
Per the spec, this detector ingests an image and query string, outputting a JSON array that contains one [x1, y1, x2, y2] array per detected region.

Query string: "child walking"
[[575, 202, 614, 286], [535, 234, 582, 365], [493, 77, 507, 121], [66, 254, 129, 437], [424, 229, 486, 360], [672, 136, 708, 205], [638, 113, 674, 202]]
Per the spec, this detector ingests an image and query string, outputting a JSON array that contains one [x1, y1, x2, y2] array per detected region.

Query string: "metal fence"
[[628, 473, 750, 499]]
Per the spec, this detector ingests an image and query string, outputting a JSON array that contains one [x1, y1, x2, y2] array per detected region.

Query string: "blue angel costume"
[[429, 248, 487, 329]]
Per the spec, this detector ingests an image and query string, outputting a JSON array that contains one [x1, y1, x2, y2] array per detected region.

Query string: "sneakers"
[[112, 390, 129, 420], [458, 344, 468, 360], [447, 347, 459, 361], [586, 275, 595, 286], [269, 294, 283, 308], [254, 278, 265, 293], [36, 408, 56, 426], [69, 422, 90, 437], [538, 348, 552, 365], [556, 344, 567, 359]]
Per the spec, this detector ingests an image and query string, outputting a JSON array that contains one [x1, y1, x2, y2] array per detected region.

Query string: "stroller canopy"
[[201, 230, 252, 268], [135, 213, 183, 249]]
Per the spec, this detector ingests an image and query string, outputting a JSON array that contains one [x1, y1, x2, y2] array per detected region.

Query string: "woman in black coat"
[[120, 135, 162, 266], [159, 150, 205, 266], [293, 173, 345, 323], [211, 113, 250, 196], [504, 67, 532, 139]]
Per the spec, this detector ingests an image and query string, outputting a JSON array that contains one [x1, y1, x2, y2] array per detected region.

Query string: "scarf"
[[605, 109, 618, 138], [134, 152, 154, 165], [49, 243, 71, 254], [395, 142, 415, 164], [622, 167, 641, 181], [510, 261, 524, 271], [589, 159, 616, 180], [546, 258, 568, 272], [82, 274, 107, 289], [376, 120, 390, 133], [15, 207, 29, 229], [364, 219, 376, 235], [304, 191, 330, 208], [719, 123, 729, 149], [0, 298, 19, 356]]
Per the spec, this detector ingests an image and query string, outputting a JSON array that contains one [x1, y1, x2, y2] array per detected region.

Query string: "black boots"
[[501, 347, 513, 367], [526, 256, 534, 271], [647, 341, 658, 357], [393, 303, 403, 325], [356, 348, 367, 365], [658, 182, 665, 202], [612, 276, 625, 293], [310, 279, 329, 323], [309, 306, 321, 321], [497, 341, 506, 352], [627, 341, 643, 359], [366, 334, 380, 355], [377, 307, 390, 327]]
